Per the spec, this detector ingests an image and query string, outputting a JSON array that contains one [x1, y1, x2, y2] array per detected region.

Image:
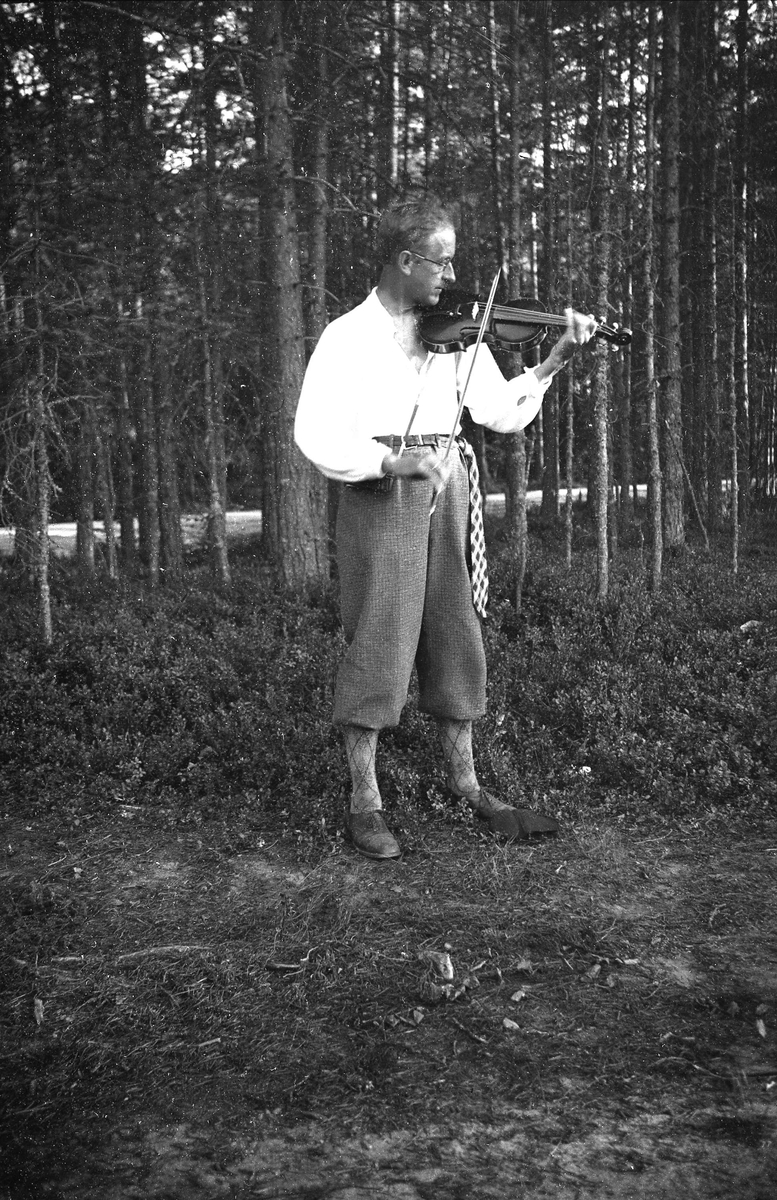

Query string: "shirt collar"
[[365, 287, 397, 331]]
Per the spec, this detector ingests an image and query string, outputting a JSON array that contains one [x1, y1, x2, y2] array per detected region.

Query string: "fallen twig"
[[450, 1016, 488, 1044], [116, 945, 212, 962]]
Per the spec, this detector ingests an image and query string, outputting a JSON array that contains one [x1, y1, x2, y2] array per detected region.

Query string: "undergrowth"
[[1, 529, 774, 843]]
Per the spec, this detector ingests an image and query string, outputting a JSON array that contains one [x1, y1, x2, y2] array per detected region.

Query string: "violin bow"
[[429, 267, 501, 516], [398, 401, 420, 457], [442, 267, 501, 462]]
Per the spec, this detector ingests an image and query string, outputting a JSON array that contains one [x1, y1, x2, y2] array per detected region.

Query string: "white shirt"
[[294, 288, 552, 484]]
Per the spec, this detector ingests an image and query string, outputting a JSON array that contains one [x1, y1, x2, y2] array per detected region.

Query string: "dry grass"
[[3, 803, 777, 1193]]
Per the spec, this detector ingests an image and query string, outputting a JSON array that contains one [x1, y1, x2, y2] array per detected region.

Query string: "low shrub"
[[1, 539, 775, 832]]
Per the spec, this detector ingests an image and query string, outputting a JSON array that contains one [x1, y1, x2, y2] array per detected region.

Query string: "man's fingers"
[[564, 307, 597, 344], [389, 449, 455, 483]]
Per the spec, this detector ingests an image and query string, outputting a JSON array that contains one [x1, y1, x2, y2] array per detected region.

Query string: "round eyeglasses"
[[406, 250, 455, 274]]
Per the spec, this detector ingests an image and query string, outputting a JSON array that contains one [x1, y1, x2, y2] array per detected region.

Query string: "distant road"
[[0, 488, 604, 559]]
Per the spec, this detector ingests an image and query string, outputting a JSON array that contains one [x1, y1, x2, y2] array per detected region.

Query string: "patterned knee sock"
[[437, 719, 480, 796], [343, 725, 382, 813]]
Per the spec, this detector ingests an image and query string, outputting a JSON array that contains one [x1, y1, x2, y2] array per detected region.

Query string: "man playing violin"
[[294, 191, 595, 860]]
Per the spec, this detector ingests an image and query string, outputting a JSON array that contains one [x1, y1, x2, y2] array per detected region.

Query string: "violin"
[[419, 290, 632, 354]]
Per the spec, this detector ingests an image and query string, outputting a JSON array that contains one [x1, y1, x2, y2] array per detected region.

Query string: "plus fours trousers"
[[333, 444, 487, 729]]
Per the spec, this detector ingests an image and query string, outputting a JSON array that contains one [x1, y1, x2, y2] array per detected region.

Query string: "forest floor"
[[3, 803, 777, 1199], [2, 522, 776, 1198]]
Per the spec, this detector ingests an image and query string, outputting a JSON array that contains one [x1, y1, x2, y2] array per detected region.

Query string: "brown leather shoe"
[[344, 809, 401, 860], [455, 788, 559, 842]]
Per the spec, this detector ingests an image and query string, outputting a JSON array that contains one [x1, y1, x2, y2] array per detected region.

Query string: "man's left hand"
[[554, 308, 597, 361]]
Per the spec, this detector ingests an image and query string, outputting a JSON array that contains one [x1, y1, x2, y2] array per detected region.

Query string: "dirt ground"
[[2, 807, 777, 1199]]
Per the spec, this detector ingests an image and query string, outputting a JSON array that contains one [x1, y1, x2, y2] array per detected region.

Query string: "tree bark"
[[31, 255, 53, 645], [505, 0, 529, 610], [660, 2, 684, 549], [539, 12, 559, 524], [93, 416, 117, 579], [114, 328, 136, 569], [591, 10, 612, 602], [252, 0, 328, 588], [644, 4, 662, 591], [618, 17, 636, 514], [198, 11, 230, 585], [487, 0, 507, 276], [75, 403, 96, 576], [155, 349, 184, 583], [733, 0, 750, 548], [32, 374, 53, 645], [136, 304, 161, 584]]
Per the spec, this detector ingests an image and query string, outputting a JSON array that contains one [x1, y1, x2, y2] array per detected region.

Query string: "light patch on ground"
[[54, 1107, 777, 1199], [227, 853, 308, 897], [653, 955, 707, 988], [119, 860, 189, 888]]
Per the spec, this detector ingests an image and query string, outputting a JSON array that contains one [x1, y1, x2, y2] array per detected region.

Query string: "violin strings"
[[487, 303, 567, 326]]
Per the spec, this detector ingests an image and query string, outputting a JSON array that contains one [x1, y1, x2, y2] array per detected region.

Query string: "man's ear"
[[397, 250, 415, 276]]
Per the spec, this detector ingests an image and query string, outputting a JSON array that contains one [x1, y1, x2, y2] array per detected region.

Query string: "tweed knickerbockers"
[[333, 445, 487, 729]]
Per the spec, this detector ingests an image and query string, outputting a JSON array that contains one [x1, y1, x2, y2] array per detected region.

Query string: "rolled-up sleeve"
[[460, 346, 552, 433]]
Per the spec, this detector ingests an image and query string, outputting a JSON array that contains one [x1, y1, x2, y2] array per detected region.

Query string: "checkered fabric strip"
[[457, 437, 489, 619]]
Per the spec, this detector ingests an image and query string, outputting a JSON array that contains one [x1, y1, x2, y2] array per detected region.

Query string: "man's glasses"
[[406, 250, 455, 274]]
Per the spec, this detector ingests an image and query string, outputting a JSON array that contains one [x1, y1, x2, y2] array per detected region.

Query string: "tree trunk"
[[487, 1, 507, 275], [31, 264, 52, 645], [539, 13, 559, 524], [679, 1, 711, 522], [702, 3, 722, 533], [115, 12, 158, 579], [564, 174, 575, 569], [32, 376, 53, 646], [733, 0, 750, 548], [198, 12, 230, 585], [505, 0, 529, 610], [136, 305, 161, 584], [306, 2, 337, 572], [156, 352, 184, 582], [660, 2, 684, 549], [75, 403, 96, 576], [378, 0, 400, 203], [644, 4, 662, 590], [114, 330, 136, 569], [306, 2, 330, 347], [252, 0, 328, 588], [197, 220, 230, 586], [591, 10, 612, 602], [94, 416, 117, 579], [618, 20, 637, 515]]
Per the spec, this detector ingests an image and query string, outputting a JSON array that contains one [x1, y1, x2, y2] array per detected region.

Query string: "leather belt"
[[374, 434, 448, 450]]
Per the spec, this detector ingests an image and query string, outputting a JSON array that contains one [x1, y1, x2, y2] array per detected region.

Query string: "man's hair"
[[376, 191, 456, 265]]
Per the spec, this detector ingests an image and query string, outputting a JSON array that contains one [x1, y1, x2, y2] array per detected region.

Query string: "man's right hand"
[[382, 450, 453, 490]]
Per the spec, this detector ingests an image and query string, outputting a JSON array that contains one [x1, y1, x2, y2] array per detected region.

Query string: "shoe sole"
[[351, 844, 402, 860]]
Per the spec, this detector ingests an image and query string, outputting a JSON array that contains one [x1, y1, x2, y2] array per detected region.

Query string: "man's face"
[[407, 225, 456, 307]]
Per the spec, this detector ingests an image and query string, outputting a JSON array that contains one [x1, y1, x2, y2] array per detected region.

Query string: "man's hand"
[[552, 308, 597, 364], [534, 308, 597, 383], [382, 449, 453, 491]]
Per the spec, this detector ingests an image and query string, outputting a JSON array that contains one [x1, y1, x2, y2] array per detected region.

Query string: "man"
[[294, 192, 595, 860]]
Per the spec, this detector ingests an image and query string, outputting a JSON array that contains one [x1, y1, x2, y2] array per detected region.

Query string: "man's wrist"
[[550, 340, 576, 369]]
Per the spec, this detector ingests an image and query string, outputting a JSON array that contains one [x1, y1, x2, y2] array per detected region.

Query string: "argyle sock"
[[343, 725, 382, 813], [437, 718, 480, 796], [438, 718, 517, 813]]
